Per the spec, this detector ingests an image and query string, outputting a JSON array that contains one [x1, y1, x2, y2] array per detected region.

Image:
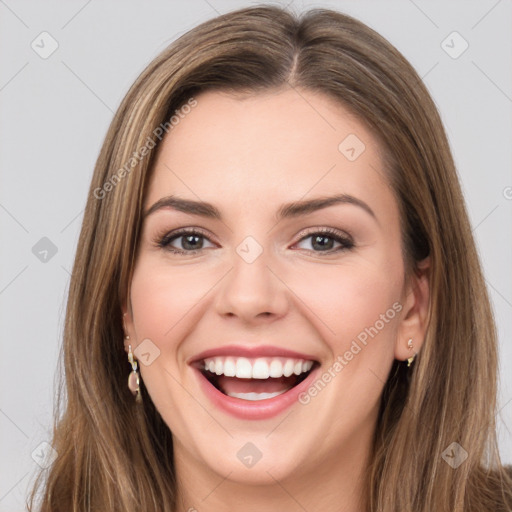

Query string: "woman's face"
[[123, 88, 428, 487]]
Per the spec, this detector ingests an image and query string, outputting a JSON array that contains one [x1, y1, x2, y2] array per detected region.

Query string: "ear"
[[394, 256, 431, 362], [121, 301, 136, 355]]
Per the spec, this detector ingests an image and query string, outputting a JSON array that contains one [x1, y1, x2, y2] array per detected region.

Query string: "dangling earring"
[[407, 338, 416, 367], [127, 341, 142, 403]]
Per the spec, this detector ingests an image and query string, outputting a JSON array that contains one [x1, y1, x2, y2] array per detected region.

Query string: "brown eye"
[[157, 228, 215, 255], [294, 228, 354, 254]]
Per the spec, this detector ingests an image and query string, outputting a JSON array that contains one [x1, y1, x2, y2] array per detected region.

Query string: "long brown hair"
[[28, 5, 512, 511]]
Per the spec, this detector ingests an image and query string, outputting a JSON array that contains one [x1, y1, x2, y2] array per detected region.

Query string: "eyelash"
[[153, 227, 355, 256]]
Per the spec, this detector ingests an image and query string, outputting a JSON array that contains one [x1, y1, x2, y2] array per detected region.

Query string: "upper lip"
[[188, 344, 318, 365]]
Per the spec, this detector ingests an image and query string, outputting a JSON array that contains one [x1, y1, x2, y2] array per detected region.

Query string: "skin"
[[122, 87, 430, 512]]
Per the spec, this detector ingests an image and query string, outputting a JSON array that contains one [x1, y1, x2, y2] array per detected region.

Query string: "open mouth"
[[194, 356, 318, 401]]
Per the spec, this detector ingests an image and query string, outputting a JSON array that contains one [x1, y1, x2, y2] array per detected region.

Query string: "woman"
[[28, 5, 512, 511]]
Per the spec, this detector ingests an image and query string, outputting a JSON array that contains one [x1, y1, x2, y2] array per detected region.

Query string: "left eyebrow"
[[277, 193, 377, 222], [142, 193, 377, 223]]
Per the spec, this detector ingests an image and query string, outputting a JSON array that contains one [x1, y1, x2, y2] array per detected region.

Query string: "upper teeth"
[[203, 356, 314, 379]]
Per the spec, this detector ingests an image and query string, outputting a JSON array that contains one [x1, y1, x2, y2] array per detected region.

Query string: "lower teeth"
[[226, 390, 287, 401], [201, 367, 315, 401]]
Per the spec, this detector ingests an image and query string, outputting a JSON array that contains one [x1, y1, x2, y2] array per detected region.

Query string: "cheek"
[[128, 260, 220, 438], [129, 259, 216, 342], [285, 253, 404, 359], [128, 260, 210, 399], [284, 256, 403, 426], [289, 260, 403, 427]]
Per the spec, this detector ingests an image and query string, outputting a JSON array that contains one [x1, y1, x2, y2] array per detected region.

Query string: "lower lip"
[[193, 365, 320, 420]]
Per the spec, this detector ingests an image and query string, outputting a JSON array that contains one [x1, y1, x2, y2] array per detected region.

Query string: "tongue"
[[217, 375, 297, 395]]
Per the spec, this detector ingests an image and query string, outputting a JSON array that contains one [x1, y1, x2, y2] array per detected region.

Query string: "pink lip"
[[189, 344, 318, 364], [191, 361, 319, 421]]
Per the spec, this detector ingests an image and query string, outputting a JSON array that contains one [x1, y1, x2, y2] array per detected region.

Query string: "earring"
[[407, 338, 416, 367], [127, 342, 142, 403]]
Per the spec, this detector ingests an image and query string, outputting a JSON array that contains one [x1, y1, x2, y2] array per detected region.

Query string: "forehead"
[[145, 88, 393, 214]]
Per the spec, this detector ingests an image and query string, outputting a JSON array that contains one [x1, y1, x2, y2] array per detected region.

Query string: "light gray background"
[[1, 1, 511, 510]]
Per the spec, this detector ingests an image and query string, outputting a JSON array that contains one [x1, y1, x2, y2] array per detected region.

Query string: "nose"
[[214, 243, 289, 324]]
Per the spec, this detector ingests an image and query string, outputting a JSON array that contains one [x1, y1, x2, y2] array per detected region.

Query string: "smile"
[[190, 346, 320, 420], [201, 356, 314, 399]]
